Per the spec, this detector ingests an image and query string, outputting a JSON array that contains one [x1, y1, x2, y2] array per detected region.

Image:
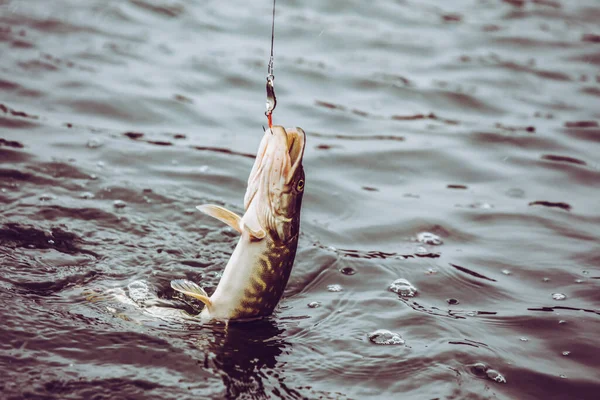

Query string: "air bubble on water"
[[470, 362, 487, 376], [86, 138, 103, 148], [89, 174, 98, 180], [97, 161, 105, 168], [581, 270, 589, 275], [505, 188, 525, 198], [113, 200, 127, 209], [327, 284, 343, 292], [560, 374, 567, 379], [340, 267, 356, 275], [486, 369, 506, 383], [520, 337, 528, 342], [552, 293, 567, 301], [447, 298, 459, 305], [501, 269, 511, 275], [48, 239, 55, 245], [417, 232, 443, 245], [388, 278, 417, 297], [469, 202, 493, 209], [558, 320, 566, 324], [470, 363, 506, 384], [425, 267, 437, 275], [1, 188, 6, 193], [199, 165, 209, 173], [416, 246, 427, 254], [368, 329, 405, 345], [39, 193, 55, 201], [308, 301, 321, 308], [128, 280, 151, 303], [80, 192, 94, 199], [542, 277, 550, 282], [562, 351, 570, 356], [574, 279, 583, 283]]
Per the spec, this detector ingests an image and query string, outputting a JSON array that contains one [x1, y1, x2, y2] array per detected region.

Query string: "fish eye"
[[296, 179, 304, 192]]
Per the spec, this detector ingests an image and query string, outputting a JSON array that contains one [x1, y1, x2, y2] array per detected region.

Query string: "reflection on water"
[[1, 0, 600, 399], [208, 320, 289, 399]]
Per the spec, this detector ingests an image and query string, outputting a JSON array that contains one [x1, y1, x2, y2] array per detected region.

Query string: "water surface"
[[1, 0, 600, 399]]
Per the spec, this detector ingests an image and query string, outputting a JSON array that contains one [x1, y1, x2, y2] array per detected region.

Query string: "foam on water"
[[327, 284, 343, 292]]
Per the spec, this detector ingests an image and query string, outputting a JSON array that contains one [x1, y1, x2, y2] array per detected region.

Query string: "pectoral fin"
[[197, 204, 266, 240], [171, 279, 213, 311], [196, 204, 242, 234], [240, 213, 266, 241], [243, 223, 266, 240]]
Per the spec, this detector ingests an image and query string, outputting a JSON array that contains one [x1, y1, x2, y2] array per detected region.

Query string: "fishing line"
[[270, 0, 276, 65], [265, 0, 277, 128]]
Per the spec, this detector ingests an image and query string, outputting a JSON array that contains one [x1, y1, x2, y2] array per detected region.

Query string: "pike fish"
[[171, 125, 306, 320]]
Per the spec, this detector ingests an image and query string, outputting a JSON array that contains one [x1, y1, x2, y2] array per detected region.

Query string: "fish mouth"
[[243, 126, 306, 240]]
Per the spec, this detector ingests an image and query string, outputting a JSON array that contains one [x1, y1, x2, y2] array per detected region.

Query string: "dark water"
[[1, 0, 600, 398]]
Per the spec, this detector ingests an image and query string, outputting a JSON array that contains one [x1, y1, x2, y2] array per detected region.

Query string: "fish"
[[171, 125, 306, 321]]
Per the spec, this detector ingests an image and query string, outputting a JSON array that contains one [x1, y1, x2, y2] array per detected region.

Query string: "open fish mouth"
[[243, 126, 306, 242]]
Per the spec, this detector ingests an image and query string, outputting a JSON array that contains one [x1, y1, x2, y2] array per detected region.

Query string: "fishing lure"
[[265, 0, 277, 128]]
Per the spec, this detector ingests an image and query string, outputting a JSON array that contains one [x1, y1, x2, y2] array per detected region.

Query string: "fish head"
[[244, 125, 306, 244]]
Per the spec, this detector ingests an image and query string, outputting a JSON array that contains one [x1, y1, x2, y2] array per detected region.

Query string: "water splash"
[[127, 280, 152, 304]]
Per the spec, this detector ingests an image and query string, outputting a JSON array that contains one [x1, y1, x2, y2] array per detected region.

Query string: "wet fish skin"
[[231, 233, 300, 318], [171, 125, 305, 321]]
